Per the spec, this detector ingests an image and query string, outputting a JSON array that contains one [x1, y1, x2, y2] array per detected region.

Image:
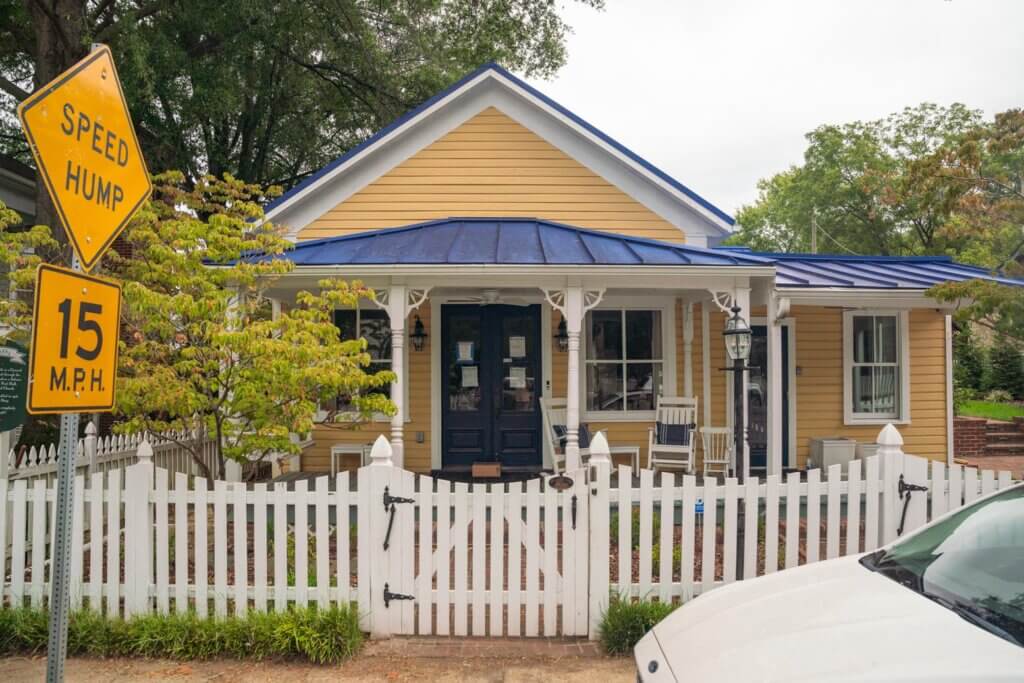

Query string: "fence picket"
[[194, 477, 208, 618], [617, 464, 632, 592], [400, 469, 416, 635], [702, 479, 718, 593], [981, 469, 996, 497], [253, 483, 267, 612], [658, 472, 674, 602], [507, 480, 522, 638], [805, 468, 820, 564], [542, 478, 557, 637], [489, 483, 504, 636], [964, 468, 979, 504], [930, 461, 947, 521], [174, 473, 188, 612], [723, 477, 738, 583], [155, 467, 169, 614], [562, 479, 576, 637], [315, 476, 330, 609], [826, 464, 841, 560], [948, 464, 963, 509], [998, 470, 1012, 490], [273, 482, 287, 613], [784, 472, 799, 569], [454, 482, 469, 636], [335, 474, 350, 608], [681, 475, 696, 597], [472, 482, 487, 636], [233, 481, 249, 616], [294, 479, 309, 609], [88, 472, 103, 610], [435, 478, 451, 636], [11, 480, 26, 608], [417, 476, 433, 635], [524, 479, 539, 636], [356, 468, 370, 626], [743, 477, 758, 580], [845, 460, 861, 556], [106, 469, 122, 618], [764, 475, 779, 574], [864, 456, 880, 551], [214, 480, 228, 617], [30, 479, 46, 608], [638, 469, 654, 598]]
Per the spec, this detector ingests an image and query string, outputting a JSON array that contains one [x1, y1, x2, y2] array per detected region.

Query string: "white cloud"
[[528, 0, 1024, 217]]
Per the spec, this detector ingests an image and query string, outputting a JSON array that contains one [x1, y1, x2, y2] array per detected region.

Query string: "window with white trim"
[[585, 309, 663, 414], [844, 311, 909, 423], [332, 308, 392, 414]]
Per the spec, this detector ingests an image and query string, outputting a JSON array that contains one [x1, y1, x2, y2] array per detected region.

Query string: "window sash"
[[848, 314, 901, 419], [334, 308, 393, 414], [585, 309, 663, 413]]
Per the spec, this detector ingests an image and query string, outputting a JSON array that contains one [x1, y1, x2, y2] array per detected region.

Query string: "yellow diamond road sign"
[[17, 45, 151, 271], [27, 264, 122, 414]]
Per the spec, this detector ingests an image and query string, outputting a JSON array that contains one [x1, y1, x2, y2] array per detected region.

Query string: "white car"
[[635, 483, 1024, 682]]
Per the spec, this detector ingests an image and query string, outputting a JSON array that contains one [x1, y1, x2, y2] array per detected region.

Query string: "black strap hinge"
[[383, 583, 414, 608], [896, 474, 928, 536], [383, 486, 415, 510]]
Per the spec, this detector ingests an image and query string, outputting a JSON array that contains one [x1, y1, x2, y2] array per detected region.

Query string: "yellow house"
[[257, 64, 1010, 478]]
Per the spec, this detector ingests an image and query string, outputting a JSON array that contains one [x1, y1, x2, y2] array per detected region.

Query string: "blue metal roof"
[[254, 218, 768, 267], [264, 63, 734, 226], [719, 248, 1024, 289]]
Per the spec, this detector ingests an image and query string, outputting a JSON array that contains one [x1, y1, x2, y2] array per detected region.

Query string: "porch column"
[[682, 302, 694, 397], [389, 288, 407, 469], [564, 287, 584, 471], [767, 292, 783, 476]]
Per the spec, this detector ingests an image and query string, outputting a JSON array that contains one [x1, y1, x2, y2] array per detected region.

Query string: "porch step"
[[985, 431, 1024, 444], [984, 442, 1024, 456]]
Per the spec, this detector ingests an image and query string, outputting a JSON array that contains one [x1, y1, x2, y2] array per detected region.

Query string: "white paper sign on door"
[[509, 366, 527, 389], [462, 365, 479, 388], [509, 336, 526, 358], [457, 341, 474, 362]]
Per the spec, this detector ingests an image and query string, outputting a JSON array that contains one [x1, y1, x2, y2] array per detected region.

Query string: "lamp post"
[[723, 304, 752, 578]]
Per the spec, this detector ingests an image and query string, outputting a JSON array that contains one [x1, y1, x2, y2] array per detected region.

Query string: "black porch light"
[[555, 316, 569, 352], [411, 315, 427, 351], [723, 305, 752, 362]]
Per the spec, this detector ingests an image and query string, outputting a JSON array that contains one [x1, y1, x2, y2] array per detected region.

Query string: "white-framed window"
[[843, 310, 910, 424], [330, 307, 406, 421], [583, 303, 675, 419]]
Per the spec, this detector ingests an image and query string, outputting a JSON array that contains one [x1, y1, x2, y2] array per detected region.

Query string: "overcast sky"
[[527, 0, 1024, 218]]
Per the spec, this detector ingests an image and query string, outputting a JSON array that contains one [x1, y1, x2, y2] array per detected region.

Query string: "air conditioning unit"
[[807, 437, 857, 470], [856, 442, 880, 461]]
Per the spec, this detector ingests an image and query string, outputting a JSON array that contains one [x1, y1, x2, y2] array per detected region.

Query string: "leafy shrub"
[[988, 343, 1024, 399], [650, 543, 681, 571], [953, 327, 986, 392], [953, 383, 976, 413], [598, 595, 677, 655], [0, 605, 363, 664], [610, 509, 661, 549], [985, 388, 1014, 403]]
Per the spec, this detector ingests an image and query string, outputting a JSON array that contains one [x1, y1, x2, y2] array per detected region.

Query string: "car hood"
[[646, 555, 1024, 682]]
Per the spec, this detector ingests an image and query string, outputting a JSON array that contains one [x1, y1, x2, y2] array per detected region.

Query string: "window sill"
[[583, 410, 656, 423], [844, 416, 910, 427]]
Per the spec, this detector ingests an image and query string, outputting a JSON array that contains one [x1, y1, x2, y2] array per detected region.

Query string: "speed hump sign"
[[27, 264, 122, 414]]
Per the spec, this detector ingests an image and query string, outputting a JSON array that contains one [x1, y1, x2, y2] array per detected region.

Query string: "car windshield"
[[862, 484, 1024, 647]]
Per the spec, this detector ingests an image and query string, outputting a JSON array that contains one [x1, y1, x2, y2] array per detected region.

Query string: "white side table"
[[330, 444, 372, 476], [608, 445, 642, 474]]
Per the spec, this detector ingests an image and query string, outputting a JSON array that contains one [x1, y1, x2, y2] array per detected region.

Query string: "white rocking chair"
[[700, 427, 732, 479], [647, 396, 698, 473]]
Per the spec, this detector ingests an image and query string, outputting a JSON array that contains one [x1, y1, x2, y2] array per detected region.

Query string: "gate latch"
[[896, 474, 928, 536], [383, 486, 415, 551], [383, 582, 415, 608]]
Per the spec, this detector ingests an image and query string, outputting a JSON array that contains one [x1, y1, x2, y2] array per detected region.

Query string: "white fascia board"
[[779, 287, 955, 310], [266, 70, 731, 242]]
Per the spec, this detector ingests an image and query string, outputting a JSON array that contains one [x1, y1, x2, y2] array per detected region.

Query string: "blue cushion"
[[553, 423, 591, 449], [657, 421, 693, 446]]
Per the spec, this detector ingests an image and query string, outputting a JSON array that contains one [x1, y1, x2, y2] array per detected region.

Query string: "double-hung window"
[[585, 309, 664, 415], [844, 310, 909, 423], [332, 308, 392, 415]]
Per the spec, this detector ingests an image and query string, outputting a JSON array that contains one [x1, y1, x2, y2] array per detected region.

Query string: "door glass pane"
[[625, 363, 660, 411], [873, 365, 898, 415], [625, 310, 662, 360], [853, 316, 874, 363], [876, 316, 897, 364], [588, 311, 622, 360], [502, 312, 536, 412], [587, 363, 623, 411], [448, 315, 481, 412], [852, 366, 874, 413]]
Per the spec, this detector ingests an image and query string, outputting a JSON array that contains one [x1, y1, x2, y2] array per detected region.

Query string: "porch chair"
[[540, 396, 591, 473], [700, 427, 732, 479], [647, 396, 698, 473]]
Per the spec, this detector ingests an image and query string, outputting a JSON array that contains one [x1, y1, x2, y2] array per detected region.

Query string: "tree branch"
[[0, 75, 30, 101]]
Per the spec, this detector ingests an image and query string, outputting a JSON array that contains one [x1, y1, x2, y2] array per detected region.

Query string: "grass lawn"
[[958, 400, 1024, 421]]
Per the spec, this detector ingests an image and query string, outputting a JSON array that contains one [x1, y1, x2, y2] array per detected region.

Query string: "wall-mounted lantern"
[[554, 317, 569, 352], [411, 315, 427, 351]]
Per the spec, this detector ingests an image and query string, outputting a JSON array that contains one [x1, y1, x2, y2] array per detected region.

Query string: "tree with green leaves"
[[952, 325, 986, 395], [0, 174, 396, 479], [1, 0, 603, 240]]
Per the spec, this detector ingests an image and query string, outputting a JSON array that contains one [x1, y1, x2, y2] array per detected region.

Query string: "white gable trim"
[[266, 69, 731, 243]]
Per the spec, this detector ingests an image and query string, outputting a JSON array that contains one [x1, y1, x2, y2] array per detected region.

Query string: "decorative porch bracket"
[[542, 287, 605, 471], [371, 286, 432, 468]]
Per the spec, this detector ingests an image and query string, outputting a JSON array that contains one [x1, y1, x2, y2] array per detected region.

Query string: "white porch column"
[[683, 302, 694, 397], [767, 293, 784, 476], [564, 287, 584, 471]]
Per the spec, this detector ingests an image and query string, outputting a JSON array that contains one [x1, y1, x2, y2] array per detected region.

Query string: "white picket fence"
[[0, 425, 1019, 641], [3, 422, 218, 486]]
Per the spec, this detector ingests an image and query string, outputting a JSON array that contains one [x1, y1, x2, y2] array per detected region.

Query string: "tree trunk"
[[24, 0, 88, 261]]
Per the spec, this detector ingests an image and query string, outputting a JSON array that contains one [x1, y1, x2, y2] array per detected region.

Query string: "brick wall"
[[953, 417, 987, 459]]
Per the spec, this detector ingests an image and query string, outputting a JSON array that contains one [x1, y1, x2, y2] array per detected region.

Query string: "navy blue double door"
[[441, 304, 543, 470]]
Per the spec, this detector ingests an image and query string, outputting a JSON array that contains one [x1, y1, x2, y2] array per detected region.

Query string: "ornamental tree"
[[105, 172, 394, 479]]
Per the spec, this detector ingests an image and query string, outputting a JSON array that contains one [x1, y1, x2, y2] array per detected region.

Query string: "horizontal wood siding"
[[305, 303, 433, 473], [792, 306, 949, 467], [298, 108, 684, 243]]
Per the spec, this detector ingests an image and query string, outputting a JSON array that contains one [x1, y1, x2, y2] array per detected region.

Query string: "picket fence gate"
[[0, 425, 1019, 640]]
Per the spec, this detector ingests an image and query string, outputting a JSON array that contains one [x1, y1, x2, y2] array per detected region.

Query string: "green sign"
[[0, 339, 28, 431]]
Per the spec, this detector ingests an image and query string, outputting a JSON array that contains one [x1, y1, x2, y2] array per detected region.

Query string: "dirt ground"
[[3, 646, 634, 682]]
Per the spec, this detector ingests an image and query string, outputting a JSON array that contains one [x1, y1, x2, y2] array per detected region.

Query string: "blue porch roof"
[[719, 248, 1024, 289], [261, 218, 768, 267]]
